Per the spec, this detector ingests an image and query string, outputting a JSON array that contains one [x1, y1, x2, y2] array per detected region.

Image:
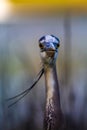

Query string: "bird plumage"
[[39, 35, 63, 130]]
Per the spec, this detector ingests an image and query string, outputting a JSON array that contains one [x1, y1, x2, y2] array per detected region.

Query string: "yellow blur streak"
[[9, 0, 87, 8]]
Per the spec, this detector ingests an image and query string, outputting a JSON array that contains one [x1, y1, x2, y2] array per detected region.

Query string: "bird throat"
[[44, 65, 62, 130]]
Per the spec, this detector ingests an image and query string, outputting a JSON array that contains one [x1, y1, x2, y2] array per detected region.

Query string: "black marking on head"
[[51, 35, 60, 44], [39, 36, 45, 43]]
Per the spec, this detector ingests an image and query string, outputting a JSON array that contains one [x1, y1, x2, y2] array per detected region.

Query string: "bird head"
[[38, 35, 60, 66]]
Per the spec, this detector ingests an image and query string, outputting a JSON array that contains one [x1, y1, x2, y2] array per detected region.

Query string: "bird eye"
[[39, 43, 44, 49], [56, 43, 60, 49]]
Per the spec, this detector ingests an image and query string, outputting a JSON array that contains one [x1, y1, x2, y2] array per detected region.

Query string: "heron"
[[7, 35, 63, 130], [39, 35, 63, 130]]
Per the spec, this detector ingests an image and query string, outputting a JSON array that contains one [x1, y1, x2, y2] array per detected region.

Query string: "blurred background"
[[0, 0, 87, 130]]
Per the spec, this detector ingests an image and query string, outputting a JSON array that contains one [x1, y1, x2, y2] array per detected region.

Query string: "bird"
[[39, 35, 63, 130], [7, 35, 63, 130]]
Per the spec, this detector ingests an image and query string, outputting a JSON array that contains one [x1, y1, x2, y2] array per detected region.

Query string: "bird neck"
[[44, 64, 62, 130]]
